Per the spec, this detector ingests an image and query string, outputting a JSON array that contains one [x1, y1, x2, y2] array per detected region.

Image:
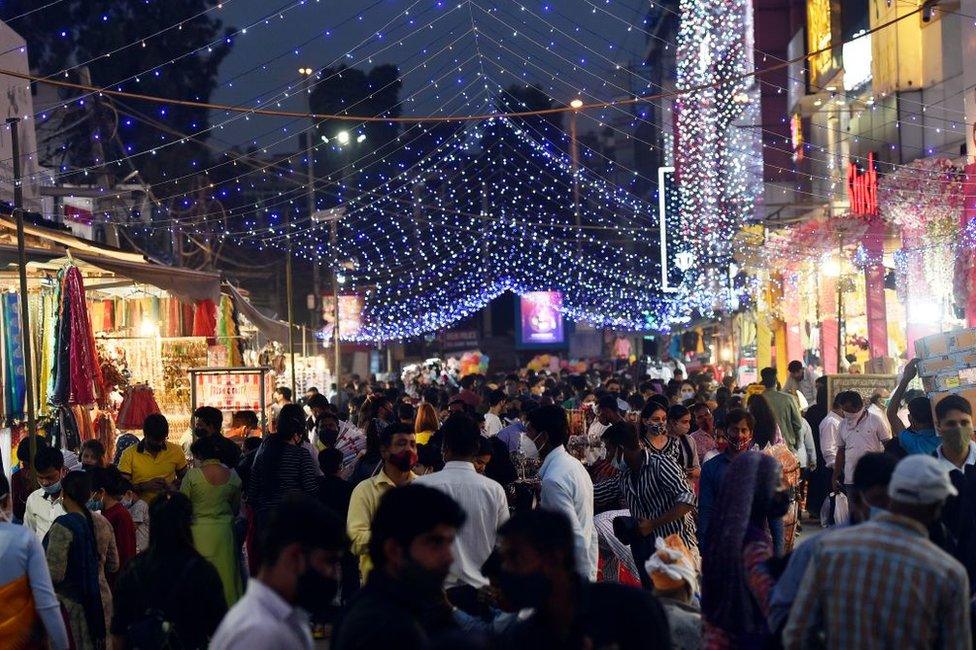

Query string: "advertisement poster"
[[322, 294, 364, 339], [518, 291, 565, 346]]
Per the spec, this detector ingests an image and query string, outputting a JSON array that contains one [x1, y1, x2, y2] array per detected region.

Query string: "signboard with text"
[[190, 367, 271, 430]]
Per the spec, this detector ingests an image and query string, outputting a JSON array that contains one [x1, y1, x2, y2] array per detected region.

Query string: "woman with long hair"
[[642, 402, 699, 483], [414, 402, 440, 446], [747, 394, 801, 553], [111, 493, 226, 649], [0, 472, 69, 649], [701, 452, 789, 648], [44, 470, 105, 649]]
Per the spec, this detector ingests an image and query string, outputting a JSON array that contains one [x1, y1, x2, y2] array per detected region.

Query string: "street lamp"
[[336, 130, 350, 145], [296, 65, 318, 396], [569, 98, 583, 250]]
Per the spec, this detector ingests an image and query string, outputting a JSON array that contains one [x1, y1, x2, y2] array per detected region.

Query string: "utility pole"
[[8, 118, 37, 488], [299, 68, 322, 327]]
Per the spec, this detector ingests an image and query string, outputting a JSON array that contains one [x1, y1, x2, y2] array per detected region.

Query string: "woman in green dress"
[[181, 436, 243, 606]]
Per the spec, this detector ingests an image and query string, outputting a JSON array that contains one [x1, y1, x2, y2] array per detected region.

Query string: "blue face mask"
[[42, 481, 62, 496], [86, 498, 102, 512]]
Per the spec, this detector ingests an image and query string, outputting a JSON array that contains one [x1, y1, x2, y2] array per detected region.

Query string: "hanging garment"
[[192, 300, 218, 338], [2, 293, 26, 421], [49, 405, 80, 451], [64, 266, 105, 406], [116, 385, 161, 430], [49, 270, 70, 406]]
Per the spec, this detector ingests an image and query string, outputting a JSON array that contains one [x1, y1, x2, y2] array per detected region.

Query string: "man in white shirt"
[[819, 394, 844, 470], [588, 394, 623, 439], [527, 405, 598, 580], [23, 446, 67, 540], [211, 494, 346, 650], [833, 391, 891, 495], [416, 416, 508, 611], [483, 389, 507, 438]]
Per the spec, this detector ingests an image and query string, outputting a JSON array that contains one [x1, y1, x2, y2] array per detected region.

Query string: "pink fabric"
[[64, 266, 105, 406]]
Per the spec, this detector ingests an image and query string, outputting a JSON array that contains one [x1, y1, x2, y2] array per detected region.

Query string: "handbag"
[[125, 557, 199, 649]]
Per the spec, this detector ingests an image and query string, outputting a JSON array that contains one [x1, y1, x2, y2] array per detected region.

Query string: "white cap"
[[888, 455, 958, 505]]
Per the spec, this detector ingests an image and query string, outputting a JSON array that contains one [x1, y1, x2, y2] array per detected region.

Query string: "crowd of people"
[[1, 358, 975, 649]]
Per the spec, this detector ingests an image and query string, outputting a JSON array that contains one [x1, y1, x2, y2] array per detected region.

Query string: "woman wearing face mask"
[[43, 470, 106, 649], [643, 403, 700, 486], [0, 473, 70, 649], [679, 381, 698, 404], [111, 492, 227, 649], [246, 404, 320, 571], [701, 452, 788, 648]]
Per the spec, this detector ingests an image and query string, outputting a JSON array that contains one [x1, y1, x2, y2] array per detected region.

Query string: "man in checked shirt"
[[783, 454, 971, 649]]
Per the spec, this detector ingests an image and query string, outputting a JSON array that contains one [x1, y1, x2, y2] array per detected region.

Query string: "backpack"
[[125, 557, 199, 650]]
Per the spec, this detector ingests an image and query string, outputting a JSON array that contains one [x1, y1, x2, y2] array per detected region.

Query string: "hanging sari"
[[44, 512, 105, 649]]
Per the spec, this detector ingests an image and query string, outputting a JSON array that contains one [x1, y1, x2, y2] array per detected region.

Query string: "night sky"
[[211, 0, 651, 150]]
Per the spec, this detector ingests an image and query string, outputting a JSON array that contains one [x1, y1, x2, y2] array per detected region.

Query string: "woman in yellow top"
[[413, 403, 440, 446]]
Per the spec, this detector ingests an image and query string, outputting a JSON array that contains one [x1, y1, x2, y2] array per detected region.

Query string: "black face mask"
[[399, 557, 447, 595], [767, 490, 791, 519], [495, 569, 551, 610], [295, 559, 339, 617]]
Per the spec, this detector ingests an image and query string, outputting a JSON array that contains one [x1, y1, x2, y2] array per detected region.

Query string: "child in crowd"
[[80, 440, 107, 469], [120, 479, 150, 553]]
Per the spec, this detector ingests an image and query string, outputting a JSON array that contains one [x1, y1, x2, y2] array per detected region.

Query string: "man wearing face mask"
[[528, 405, 599, 580], [347, 424, 418, 581], [496, 509, 671, 649], [698, 409, 754, 544], [934, 395, 976, 473], [24, 446, 68, 540], [832, 391, 891, 501], [191, 406, 242, 469], [334, 484, 466, 650], [211, 494, 347, 650]]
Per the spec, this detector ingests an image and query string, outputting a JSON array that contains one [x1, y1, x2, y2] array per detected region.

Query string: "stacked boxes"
[[916, 328, 976, 414]]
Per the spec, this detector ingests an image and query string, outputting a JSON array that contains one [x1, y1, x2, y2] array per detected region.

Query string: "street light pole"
[[569, 98, 583, 252], [299, 68, 321, 329]]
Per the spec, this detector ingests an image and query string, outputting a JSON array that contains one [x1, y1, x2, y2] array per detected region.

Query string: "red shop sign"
[[847, 151, 878, 217]]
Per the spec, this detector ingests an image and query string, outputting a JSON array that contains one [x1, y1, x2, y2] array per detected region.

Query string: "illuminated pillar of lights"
[[674, 0, 761, 308]]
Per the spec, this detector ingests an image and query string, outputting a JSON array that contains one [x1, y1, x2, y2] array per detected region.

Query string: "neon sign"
[[847, 152, 878, 217]]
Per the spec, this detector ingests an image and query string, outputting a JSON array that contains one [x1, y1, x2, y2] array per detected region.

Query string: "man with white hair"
[[783, 455, 970, 649]]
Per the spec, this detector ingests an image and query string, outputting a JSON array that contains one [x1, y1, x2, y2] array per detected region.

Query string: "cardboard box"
[[950, 350, 976, 368], [952, 329, 976, 354], [919, 356, 957, 376], [930, 386, 976, 422], [916, 332, 951, 358]]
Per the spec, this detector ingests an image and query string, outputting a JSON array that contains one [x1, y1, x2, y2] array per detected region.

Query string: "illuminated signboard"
[[790, 114, 804, 162], [806, 0, 839, 87], [518, 292, 565, 346], [847, 152, 878, 217]]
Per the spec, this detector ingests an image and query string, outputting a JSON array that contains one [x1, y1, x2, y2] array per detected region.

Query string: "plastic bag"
[[820, 491, 849, 528]]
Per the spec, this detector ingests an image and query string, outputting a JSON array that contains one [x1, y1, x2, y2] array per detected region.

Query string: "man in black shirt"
[[192, 406, 242, 468], [333, 484, 466, 650], [496, 509, 671, 650]]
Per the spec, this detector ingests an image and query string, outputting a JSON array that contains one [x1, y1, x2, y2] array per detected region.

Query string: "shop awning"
[[225, 281, 302, 345], [0, 217, 221, 303]]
